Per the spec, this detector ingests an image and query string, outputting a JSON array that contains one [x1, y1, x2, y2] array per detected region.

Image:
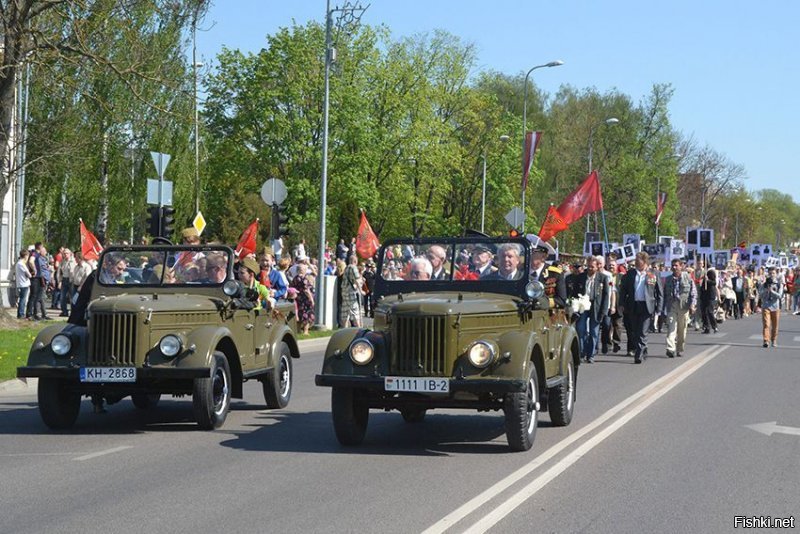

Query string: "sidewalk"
[[0, 334, 334, 398]]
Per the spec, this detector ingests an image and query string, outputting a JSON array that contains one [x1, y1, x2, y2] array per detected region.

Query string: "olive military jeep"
[[18, 245, 299, 430], [315, 236, 579, 451]]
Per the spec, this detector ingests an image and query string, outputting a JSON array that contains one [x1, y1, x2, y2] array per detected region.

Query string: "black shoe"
[[677, 352, 683, 357], [586, 358, 594, 364], [634, 357, 643, 364], [666, 350, 675, 358], [713, 328, 718, 333], [763, 342, 769, 348], [58, 312, 69, 317], [612, 344, 621, 353], [702, 329, 710, 334]]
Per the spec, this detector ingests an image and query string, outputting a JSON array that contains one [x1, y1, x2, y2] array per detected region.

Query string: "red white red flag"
[[79, 219, 104, 261], [655, 191, 667, 226], [521, 131, 542, 192], [556, 170, 604, 225], [235, 219, 259, 258], [538, 205, 569, 242], [356, 210, 380, 259]]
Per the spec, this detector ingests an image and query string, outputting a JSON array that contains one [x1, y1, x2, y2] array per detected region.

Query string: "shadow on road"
[[219, 410, 553, 457]]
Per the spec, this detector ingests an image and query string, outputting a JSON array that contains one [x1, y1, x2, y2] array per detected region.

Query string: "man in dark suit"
[[530, 246, 567, 308], [471, 244, 497, 279], [570, 256, 610, 363], [619, 251, 662, 364], [486, 243, 523, 281]]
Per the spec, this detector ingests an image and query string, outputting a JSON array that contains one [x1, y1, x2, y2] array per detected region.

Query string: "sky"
[[196, 0, 799, 201]]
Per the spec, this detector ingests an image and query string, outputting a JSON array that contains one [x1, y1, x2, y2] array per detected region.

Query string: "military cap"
[[240, 257, 261, 276], [472, 243, 493, 254]]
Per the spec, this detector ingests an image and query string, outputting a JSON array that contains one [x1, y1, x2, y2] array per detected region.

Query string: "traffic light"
[[146, 206, 161, 237], [161, 206, 175, 239], [271, 203, 289, 240], [509, 228, 520, 238]]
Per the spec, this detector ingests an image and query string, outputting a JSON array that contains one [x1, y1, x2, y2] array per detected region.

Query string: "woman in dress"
[[291, 263, 315, 335]]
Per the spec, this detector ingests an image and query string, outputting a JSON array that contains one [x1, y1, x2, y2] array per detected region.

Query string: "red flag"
[[556, 170, 604, 225], [538, 205, 569, 242], [79, 219, 103, 261], [655, 191, 667, 226], [235, 219, 259, 258], [521, 131, 542, 192], [356, 210, 380, 259]]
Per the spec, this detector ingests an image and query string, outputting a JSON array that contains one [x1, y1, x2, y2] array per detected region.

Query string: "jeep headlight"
[[525, 281, 545, 299], [159, 334, 183, 358], [468, 341, 496, 368], [349, 339, 374, 365], [223, 280, 239, 297], [51, 334, 72, 356]]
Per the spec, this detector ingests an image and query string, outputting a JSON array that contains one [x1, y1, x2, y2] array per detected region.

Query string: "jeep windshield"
[[375, 237, 532, 298], [96, 246, 233, 287]]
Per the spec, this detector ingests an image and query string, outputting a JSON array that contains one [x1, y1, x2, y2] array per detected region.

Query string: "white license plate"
[[80, 367, 137, 383], [384, 376, 449, 393]]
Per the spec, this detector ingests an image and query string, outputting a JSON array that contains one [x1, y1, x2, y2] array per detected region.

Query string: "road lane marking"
[[423, 344, 726, 534], [746, 421, 800, 437], [73, 446, 133, 461], [749, 335, 763, 340], [794, 336, 800, 343]]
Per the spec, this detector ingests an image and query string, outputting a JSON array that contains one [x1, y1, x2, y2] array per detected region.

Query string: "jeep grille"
[[89, 313, 138, 366], [392, 315, 448, 376]]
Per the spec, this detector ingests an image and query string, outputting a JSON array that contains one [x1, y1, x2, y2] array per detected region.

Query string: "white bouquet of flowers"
[[568, 294, 592, 315]]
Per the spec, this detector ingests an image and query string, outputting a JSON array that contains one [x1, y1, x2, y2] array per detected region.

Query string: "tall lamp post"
[[587, 117, 619, 246], [124, 147, 140, 243], [481, 134, 510, 233], [521, 60, 563, 232], [315, 0, 368, 329], [192, 7, 203, 216]]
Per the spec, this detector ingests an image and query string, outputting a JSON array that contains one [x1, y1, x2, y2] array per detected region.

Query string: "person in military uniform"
[[237, 257, 272, 311], [530, 245, 566, 308]]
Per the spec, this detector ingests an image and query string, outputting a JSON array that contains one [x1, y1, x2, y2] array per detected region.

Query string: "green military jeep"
[[18, 245, 299, 430], [316, 236, 579, 451]]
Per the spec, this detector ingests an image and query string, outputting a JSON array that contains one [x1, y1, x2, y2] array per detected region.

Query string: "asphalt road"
[[1, 315, 799, 534]]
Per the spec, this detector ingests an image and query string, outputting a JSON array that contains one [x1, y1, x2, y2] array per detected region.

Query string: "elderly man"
[[619, 251, 662, 364], [426, 245, 449, 280], [662, 258, 697, 358], [407, 257, 433, 280], [570, 256, 610, 363], [471, 244, 497, 278], [488, 243, 523, 280]]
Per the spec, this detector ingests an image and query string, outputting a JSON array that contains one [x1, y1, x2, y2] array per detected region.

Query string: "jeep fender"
[[177, 325, 238, 368], [27, 324, 87, 366], [556, 324, 581, 376], [265, 324, 300, 368], [495, 330, 544, 384], [320, 327, 373, 375]]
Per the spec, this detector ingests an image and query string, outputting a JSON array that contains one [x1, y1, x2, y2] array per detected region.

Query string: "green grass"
[[0, 325, 48, 381], [297, 327, 337, 340]]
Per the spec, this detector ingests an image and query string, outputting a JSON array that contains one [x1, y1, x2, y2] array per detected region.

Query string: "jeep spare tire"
[[193, 351, 231, 430]]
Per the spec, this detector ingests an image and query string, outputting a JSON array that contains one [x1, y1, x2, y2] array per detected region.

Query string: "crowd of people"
[[7, 231, 800, 352]]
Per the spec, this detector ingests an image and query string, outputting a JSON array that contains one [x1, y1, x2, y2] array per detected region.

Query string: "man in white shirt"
[[15, 250, 32, 319], [619, 252, 662, 364]]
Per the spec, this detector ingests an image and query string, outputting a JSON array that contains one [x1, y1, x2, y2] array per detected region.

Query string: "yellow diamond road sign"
[[192, 211, 207, 236]]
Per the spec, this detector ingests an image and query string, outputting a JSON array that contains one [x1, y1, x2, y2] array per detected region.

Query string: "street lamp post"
[[315, 0, 368, 329], [481, 134, 510, 233], [521, 60, 563, 232], [124, 147, 139, 243], [192, 11, 202, 216]]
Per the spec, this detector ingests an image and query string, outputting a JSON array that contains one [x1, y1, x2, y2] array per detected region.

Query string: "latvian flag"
[[655, 192, 667, 226]]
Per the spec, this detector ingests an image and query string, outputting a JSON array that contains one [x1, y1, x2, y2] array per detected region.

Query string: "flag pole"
[[655, 176, 660, 243]]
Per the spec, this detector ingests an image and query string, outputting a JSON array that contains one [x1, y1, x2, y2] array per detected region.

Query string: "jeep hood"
[[88, 293, 222, 314], [379, 292, 519, 315]]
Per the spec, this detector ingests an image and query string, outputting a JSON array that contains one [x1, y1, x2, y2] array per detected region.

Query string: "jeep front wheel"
[[263, 342, 292, 409], [548, 358, 575, 426], [331, 387, 368, 446], [38, 378, 81, 430], [193, 352, 231, 430], [504, 362, 538, 452]]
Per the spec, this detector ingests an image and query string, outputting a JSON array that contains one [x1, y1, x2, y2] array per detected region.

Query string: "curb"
[[0, 336, 331, 398], [0, 377, 37, 397]]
